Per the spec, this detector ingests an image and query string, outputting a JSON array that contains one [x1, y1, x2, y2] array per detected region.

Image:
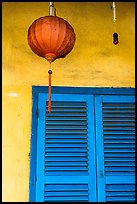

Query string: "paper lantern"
[[27, 15, 76, 112], [27, 16, 76, 63]]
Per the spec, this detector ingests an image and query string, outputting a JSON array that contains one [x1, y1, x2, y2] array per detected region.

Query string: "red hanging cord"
[[48, 69, 52, 112]]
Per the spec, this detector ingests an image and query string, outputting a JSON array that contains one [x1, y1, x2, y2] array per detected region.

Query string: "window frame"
[[29, 86, 135, 202]]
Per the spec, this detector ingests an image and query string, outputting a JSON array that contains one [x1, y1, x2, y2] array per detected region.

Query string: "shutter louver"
[[103, 102, 135, 202], [44, 184, 89, 202], [45, 101, 88, 176], [106, 184, 135, 202]]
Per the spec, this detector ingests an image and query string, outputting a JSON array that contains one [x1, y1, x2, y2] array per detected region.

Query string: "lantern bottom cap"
[[45, 53, 57, 63]]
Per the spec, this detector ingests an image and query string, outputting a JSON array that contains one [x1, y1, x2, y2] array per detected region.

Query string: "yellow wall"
[[2, 2, 135, 202]]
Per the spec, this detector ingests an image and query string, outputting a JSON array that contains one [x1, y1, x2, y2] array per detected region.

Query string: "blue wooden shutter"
[[95, 95, 135, 202], [36, 94, 97, 202]]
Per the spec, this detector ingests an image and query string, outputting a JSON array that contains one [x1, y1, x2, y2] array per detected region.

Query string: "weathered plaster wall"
[[2, 2, 135, 201]]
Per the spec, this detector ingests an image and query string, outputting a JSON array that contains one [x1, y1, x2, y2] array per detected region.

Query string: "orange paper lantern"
[[27, 15, 76, 112], [27, 15, 76, 63]]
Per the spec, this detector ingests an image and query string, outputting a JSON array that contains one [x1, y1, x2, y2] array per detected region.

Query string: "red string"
[[48, 70, 52, 112]]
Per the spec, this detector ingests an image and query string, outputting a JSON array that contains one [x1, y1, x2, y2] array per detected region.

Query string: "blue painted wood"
[[106, 176, 135, 184], [35, 93, 98, 202], [86, 95, 97, 202], [36, 93, 48, 201], [95, 96, 106, 202], [30, 87, 135, 202], [44, 183, 89, 202], [99, 95, 135, 202], [45, 176, 89, 183], [102, 95, 135, 103], [50, 93, 88, 101], [32, 86, 135, 95], [29, 92, 38, 202]]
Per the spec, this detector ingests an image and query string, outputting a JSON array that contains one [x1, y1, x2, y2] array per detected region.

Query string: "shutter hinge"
[[100, 170, 104, 178]]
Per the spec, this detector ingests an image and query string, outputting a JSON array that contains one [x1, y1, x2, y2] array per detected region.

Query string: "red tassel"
[[48, 70, 52, 112]]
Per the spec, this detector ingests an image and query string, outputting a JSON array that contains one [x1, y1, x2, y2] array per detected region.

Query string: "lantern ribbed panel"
[[27, 16, 76, 63]]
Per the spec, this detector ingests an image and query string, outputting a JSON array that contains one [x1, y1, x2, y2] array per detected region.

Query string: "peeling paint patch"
[[7, 92, 19, 97]]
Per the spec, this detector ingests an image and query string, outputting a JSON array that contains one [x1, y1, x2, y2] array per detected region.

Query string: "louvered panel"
[[45, 101, 88, 176], [103, 103, 135, 176], [44, 184, 89, 202], [106, 184, 135, 202]]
